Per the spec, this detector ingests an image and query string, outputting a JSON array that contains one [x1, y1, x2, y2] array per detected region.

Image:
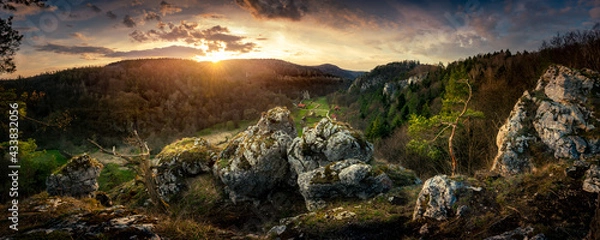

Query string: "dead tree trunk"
[[88, 131, 169, 212]]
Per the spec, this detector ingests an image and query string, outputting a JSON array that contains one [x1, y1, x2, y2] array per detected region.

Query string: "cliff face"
[[492, 65, 600, 175]]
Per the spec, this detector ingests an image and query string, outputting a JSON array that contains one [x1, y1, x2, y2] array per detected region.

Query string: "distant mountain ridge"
[[311, 63, 366, 80]]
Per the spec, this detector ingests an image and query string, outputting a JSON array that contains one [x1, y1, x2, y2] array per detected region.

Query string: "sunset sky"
[[1, 0, 599, 78]]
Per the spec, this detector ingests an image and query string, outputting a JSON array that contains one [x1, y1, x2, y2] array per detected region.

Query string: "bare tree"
[[88, 131, 169, 212]]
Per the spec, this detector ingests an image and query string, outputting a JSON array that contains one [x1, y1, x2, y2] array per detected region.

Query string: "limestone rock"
[[483, 226, 546, 240], [491, 92, 538, 175], [288, 118, 373, 182], [256, 106, 296, 137], [492, 65, 600, 175], [584, 165, 600, 193], [297, 159, 392, 211], [46, 155, 103, 198], [213, 107, 296, 203], [154, 138, 218, 202], [413, 175, 466, 221]]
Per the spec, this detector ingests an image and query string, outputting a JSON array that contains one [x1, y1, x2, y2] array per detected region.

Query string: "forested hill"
[[331, 27, 600, 177], [0, 58, 350, 150]]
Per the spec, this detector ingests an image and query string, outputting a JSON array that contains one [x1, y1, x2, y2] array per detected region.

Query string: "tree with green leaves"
[[0, 0, 47, 74], [407, 78, 483, 176]]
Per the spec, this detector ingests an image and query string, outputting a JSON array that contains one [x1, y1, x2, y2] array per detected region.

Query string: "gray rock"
[[297, 159, 392, 211], [288, 118, 373, 183], [267, 225, 287, 236], [491, 91, 538, 175], [213, 107, 296, 203], [154, 138, 218, 202], [46, 155, 103, 198], [483, 226, 545, 240], [492, 65, 600, 175], [256, 106, 297, 137], [413, 175, 466, 221], [584, 165, 600, 193]]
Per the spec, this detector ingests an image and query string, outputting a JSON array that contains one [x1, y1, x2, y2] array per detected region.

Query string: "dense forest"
[[331, 24, 600, 178], [0, 59, 352, 151]]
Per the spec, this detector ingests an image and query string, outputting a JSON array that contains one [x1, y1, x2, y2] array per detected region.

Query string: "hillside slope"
[[0, 59, 349, 150]]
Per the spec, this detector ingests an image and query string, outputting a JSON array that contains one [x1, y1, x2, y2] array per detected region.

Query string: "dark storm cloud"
[[129, 23, 257, 53], [106, 11, 117, 20], [123, 15, 136, 28], [87, 3, 102, 13], [159, 1, 182, 16], [35, 43, 113, 55], [235, 0, 308, 21]]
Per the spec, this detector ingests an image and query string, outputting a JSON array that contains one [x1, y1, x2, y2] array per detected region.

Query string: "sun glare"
[[194, 51, 231, 63]]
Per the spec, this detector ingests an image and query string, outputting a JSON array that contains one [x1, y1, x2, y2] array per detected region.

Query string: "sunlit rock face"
[[213, 107, 296, 203], [297, 159, 392, 211], [46, 155, 103, 198], [492, 65, 600, 175], [154, 137, 218, 202], [287, 118, 374, 184]]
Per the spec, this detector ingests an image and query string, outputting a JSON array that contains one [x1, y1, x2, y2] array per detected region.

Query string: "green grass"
[[292, 96, 333, 135], [197, 119, 255, 136], [98, 163, 136, 192]]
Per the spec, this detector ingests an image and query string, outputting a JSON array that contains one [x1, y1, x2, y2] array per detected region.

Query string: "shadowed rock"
[[46, 155, 103, 198], [297, 159, 392, 211], [213, 107, 296, 203], [154, 137, 218, 202]]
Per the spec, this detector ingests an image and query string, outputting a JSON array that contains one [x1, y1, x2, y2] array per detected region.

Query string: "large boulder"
[[490, 91, 538, 175], [413, 175, 469, 221], [288, 118, 373, 182], [492, 65, 600, 175], [297, 159, 392, 211], [46, 155, 103, 198], [154, 138, 218, 202], [213, 107, 296, 203]]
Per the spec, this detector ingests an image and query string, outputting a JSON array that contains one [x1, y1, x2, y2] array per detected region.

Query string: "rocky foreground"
[[1, 65, 599, 239]]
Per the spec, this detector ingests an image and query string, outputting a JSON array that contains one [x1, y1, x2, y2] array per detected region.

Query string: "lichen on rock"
[[297, 159, 392, 211], [413, 175, 469, 221], [492, 65, 600, 175], [46, 154, 103, 198], [288, 118, 373, 183], [213, 107, 296, 203], [154, 137, 218, 202]]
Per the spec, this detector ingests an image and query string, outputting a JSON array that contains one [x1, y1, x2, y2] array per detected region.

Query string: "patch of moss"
[[157, 138, 217, 166], [237, 155, 252, 170], [375, 164, 419, 187], [53, 154, 103, 175], [311, 164, 340, 184]]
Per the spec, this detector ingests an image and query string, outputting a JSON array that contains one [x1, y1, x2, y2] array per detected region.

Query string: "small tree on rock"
[[407, 78, 483, 176]]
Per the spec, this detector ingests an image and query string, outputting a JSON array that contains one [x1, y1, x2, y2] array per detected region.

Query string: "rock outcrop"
[[154, 138, 218, 202], [288, 118, 373, 182], [46, 155, 103, 198], [9, 195, 160, 240], [213, 107, 296, 203], [413, 175, 471, 221], [297, 159, 392, 211], [492, 65, 600, 175], [584, 164, 600, 193], [287, 118, 392, 210]]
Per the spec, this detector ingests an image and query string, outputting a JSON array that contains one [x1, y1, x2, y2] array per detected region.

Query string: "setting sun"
[[194, 51, 231, 63]]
